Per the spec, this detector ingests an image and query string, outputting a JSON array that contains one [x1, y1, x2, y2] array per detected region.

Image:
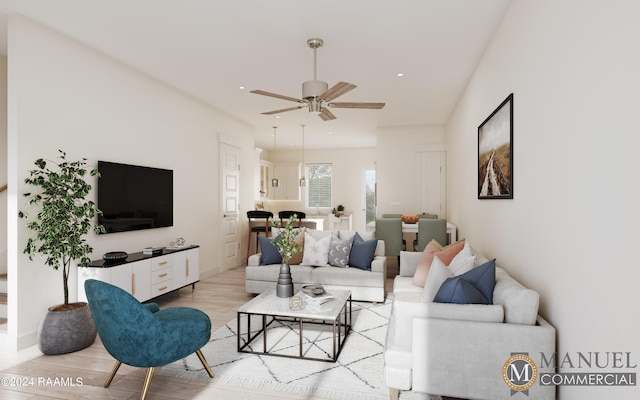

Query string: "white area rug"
[[157, 300, 440, 400]]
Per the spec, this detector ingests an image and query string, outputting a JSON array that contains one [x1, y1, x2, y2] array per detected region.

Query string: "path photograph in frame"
[[478, 93, 513, 199]]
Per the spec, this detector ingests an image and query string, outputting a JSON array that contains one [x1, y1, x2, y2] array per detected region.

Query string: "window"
[[306, 163, 332, 209]]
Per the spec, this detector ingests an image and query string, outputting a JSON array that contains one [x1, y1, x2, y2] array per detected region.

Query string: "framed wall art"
[[478, 93, 513, 199]]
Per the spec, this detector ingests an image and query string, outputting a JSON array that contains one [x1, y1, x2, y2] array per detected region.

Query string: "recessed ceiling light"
[[396, 73, 404, 77], [238, 86, 245, 89]]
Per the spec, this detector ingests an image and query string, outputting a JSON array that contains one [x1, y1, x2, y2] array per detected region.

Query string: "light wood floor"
[[0, 261, 408, 400]]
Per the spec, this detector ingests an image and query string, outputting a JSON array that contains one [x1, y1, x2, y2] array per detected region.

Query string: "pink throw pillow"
[[412, 239, 466, 287], [412, 240, 443, 287]]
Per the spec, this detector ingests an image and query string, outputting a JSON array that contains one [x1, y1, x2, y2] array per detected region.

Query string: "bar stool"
[[278, 210, 306, 227], [247, 210, 273, 261]]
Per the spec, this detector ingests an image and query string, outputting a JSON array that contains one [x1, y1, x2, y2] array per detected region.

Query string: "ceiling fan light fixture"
[[308, 99, 322, 114]]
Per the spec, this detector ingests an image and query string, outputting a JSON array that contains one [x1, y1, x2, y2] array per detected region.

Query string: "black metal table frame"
[[237, 295, 352, 362]]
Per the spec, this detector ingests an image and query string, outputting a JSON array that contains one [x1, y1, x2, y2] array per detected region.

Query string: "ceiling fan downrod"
[[303, 38, 328, 113]]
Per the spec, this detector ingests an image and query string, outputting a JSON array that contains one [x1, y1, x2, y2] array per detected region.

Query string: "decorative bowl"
[[401, 215, 419, 224]]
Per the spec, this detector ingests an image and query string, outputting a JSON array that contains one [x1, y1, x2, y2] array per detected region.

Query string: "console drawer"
[[151, 255, 173, 271], [151, 267, 173, 285], [151, 281, 172, 296]]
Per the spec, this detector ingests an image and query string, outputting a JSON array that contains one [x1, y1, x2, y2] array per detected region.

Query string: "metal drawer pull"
[[158, 273, 168, 278], [158, 286, 168, 291], [159, 261, 168, 266]]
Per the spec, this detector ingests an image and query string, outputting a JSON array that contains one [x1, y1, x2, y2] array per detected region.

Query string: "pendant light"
[[299, 124, 306, 186], [271, 126, 280, 187]]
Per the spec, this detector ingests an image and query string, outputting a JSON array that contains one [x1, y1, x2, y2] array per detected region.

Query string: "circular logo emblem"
[[502, 354, 538, 391]]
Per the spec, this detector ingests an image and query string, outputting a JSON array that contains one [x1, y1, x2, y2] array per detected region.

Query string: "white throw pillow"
[[448, 240, 476, 275], [422, 256, 453, 302], [302, 231, 331, 266]]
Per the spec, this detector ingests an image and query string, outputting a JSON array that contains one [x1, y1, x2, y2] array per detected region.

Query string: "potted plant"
[[18, 150, 106, 354], [271, 214, 302, 297], [332, 204, 345, 217]]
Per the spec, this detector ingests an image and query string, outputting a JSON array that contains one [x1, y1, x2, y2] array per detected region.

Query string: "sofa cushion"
[[258, 235, 282, 265], [493, 267, 540, 325], [302, 231, 331, 266], [245, 264, 314, 283], [433, 259, 496, 304], [412, 240, 465, 287], [411, 240, 442, 286], [422, 255, 453, 301], [328, 234, 353, 268], [339, 230, 375, 242], [311, 265, 383, 287], [285, 231, 305, 265], [349, 232, 378, 270], [448, 240, 476, 275]]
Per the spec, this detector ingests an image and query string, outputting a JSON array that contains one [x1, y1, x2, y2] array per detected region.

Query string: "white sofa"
[[246, 229, 387, 302], [384, 250, 556, 400]]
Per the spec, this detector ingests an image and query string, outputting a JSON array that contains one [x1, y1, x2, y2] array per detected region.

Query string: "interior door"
[[419, 151, 445, 217], [220, 142, 241, 271]]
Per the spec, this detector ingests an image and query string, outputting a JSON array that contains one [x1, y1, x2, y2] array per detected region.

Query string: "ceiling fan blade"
[[261, 105, 305, 115], [319, 108, 337, 121], [328, 102, 386, 109], [250, 90, 303, 103], [318, 81, 357, 102]]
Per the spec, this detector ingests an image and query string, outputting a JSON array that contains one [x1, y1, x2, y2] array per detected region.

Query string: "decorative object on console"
[[18, 150, 106, 354], [103, 251, 128, 261], [332, 204, 345, 217], [143, 246, 163, 256], [271, 215, 302, 297], [478, 93, 513, 199]]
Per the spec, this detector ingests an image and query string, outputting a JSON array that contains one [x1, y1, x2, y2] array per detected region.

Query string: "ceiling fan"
[[250, 38, 385, 121]]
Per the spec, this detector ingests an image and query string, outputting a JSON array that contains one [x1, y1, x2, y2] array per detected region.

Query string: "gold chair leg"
[[389, 387, 399, 400], [104, 361, 122, 388], [195, 349, 215, 378], [140, 367, 155, 400]]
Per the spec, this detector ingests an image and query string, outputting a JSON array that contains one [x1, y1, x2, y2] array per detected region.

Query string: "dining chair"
[[84, 279, 213, 400], [413, 218, 447, 252], [247, 210, 273, 261], [278, 210, 306, 227], [381, 213, 403, 218], [375, 218, 406, 264]]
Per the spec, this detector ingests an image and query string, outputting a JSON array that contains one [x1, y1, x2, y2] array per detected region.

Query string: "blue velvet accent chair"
[[413, 218, 448, 252], [84, 279, 214, 400]]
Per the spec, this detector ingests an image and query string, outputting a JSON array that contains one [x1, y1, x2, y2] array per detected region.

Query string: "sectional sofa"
[[245, 228, 387, 302]]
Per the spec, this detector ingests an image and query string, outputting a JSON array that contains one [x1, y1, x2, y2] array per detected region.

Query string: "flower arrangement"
[[271, 214, 302, 264]]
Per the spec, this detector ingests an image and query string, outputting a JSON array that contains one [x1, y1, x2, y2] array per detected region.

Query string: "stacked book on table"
[[303, 291, 334, 306]]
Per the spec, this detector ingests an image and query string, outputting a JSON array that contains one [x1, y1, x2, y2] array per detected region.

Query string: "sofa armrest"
[[370, 255, 387, 274], [411, 315, 556, 399], [248, 253, 261, 266], [399, 251, 421, 277], [423, 302, 504, 323]]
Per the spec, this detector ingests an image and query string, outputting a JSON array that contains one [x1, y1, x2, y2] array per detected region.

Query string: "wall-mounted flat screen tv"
[[97, 161, 173, 234]]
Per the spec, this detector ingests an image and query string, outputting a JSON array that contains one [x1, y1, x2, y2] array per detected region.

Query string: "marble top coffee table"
[[237, 288, 352, 362]]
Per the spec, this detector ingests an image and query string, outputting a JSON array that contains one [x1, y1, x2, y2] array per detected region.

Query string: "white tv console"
[[77, 245, 199, 303]]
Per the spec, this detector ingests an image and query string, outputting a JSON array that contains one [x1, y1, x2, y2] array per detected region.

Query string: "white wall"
[[4, 16, 255, 351], [264, 147, 376, 231], [0, 55, 6, 275], [446, 1, 640, 399], [376, 125, 446, 216]]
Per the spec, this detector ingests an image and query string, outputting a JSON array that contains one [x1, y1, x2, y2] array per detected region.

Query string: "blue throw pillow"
[[433, 259, 496, 304], [348, 232, 378, 271], [258, 235, 282, 265]]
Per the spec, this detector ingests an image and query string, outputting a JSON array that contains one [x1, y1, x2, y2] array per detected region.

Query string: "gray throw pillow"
[[328, 234, 354, 268]]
